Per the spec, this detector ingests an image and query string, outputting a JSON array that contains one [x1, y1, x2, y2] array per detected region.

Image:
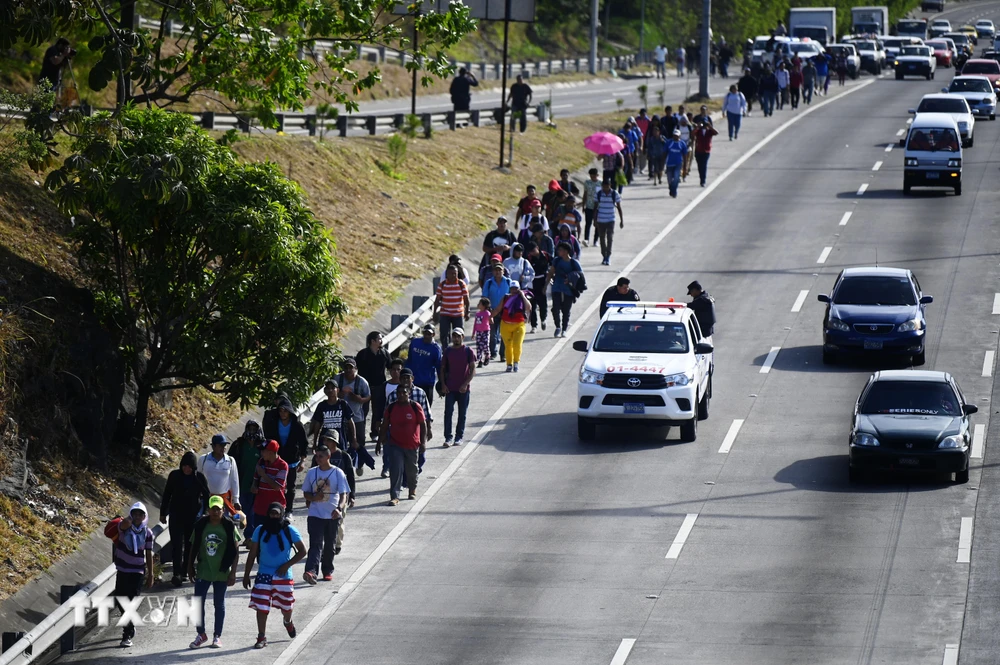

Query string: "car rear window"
[[593, 321, 689, 354], [963, 61, 1000, 73], [900, 47, 931, 56], [907, 128, 960, 152], [860, 381, 961, 416], [917, 98, 970, 113], [833, 276, 918, 306]]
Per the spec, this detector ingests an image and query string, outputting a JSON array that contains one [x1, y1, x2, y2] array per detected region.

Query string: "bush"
[[0, 87, 56, 173], [387, 134, 408, 172]]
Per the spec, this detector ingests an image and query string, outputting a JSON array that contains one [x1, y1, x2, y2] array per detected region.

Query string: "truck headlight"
[[894, 60, 900, 66], [853, 433, 880, 447], [827, 317, 851, 332], [905, 157, 918, 167], [579, 368, 604, 385], [948, 158, 961, 167], [664, 372, 690, 387], [958, 122, 969, 131], [897, 318, 924, 332], [938, 435, 964, 449]]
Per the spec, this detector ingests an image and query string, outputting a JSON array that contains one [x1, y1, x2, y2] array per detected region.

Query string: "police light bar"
[[608, 301, 687, 309]]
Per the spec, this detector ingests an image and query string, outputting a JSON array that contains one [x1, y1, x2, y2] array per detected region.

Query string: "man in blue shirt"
[[665, 128, 689, 199], [481, 264, 513, 361], [406, 325, 443, 406]]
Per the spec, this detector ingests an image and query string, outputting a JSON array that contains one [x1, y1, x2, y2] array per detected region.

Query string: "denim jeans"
[[305, 515, 339, 576], [695, 152, 710, 186], [727, 111, 742, 139], [444, 390, 470, 441], [595, 221, 615, 259], [761, 90, 776, 115], [666, 164, 682, 196], [193, 579, 228, 637], [803, 83, 814, 104], [386, 444, 418, 500]]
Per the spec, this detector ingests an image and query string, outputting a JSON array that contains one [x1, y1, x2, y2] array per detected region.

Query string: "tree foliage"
[[45, 106, 346, 453], [0, 85, 57, 172], [2, 0, 476, 125]]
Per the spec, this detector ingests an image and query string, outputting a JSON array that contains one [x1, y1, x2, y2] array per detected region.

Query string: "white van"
[[901, 112, 962, 195]]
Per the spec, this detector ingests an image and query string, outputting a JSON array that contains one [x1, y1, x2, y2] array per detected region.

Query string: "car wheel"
[[912, 350, 926, 366], [822, 349, 836, 364], [903, 182, 911, 194], [848, 465, 861, 483], [697, 391, 710, 421], [955, 183, 963, 195], [577, 416, 596, 441], [897, 72, 905, 80], [931, 71, 936, 79], [707, 371, 713, 399], [969, 137, 974, 147], [925, 72, 931, 80], [991, 113, 996, 120], [955, 468, 970, 484], [679, 415, 697, 442]]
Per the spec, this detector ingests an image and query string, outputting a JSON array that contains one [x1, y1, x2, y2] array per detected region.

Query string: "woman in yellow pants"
[[494, 283, 532, 374]]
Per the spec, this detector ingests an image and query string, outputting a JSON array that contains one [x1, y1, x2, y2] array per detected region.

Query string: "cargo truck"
[[896, 18, 928, 39], [789, 7, 837, 45], [852, 6, 889, 35]]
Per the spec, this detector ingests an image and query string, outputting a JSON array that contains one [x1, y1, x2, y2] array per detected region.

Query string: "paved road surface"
[[55, 2, 1000, 663]]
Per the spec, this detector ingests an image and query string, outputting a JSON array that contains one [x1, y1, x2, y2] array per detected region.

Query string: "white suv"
[[572, 302, 714, 442]]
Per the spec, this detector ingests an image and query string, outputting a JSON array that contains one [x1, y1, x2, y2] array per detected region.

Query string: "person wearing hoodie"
[[187, 495, 239, 649], [758, 64, 778, 117], [260, 392, 288, 442], [114, 502, 154, 648], [555, 223, 581, 260], [263, 397, 308, 513], [737, 68, 758, 116], [540, 179, 564, 220], [516, 198, 548, 242], [243, 502, 306, 649], [503, 243, 535, 288], [229, 420, 264, 543], [161, 451, 211, 587], [493, 282, 532, 373]]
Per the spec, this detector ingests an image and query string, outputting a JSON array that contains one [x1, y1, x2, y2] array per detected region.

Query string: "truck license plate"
[[898, 457, 919, 466], [926, 172, 939, 179], [864, 340, 883, 350], [623, 403, 645, 414]]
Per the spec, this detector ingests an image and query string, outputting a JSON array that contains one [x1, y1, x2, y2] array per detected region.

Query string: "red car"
[[959, 58, 1000, 86], [925, 40, 954, 67]]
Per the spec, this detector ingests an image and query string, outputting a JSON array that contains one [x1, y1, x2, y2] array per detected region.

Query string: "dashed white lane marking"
[[839, 211, 853, 226], [992, 293, 1000, 314], [897, 128, 906, 136], [958, 517, 974, 563], [817, 246, 833, 264], [552, 103, 573, 109], [719, 419, 745, 454], [601, 99, 616, 104], [906, 117, 913, 125], [760, 346, 781, 374], [610, 638, 636, 665], [983, 350, 995, 377], [791, 289, 809, 312], [884, 143, 893, 153], [943, 644, 959, 665], [857, 183, 869, 196], [665, 514, 699, 559], [872, 161, 882, 171], [972, 424, 985, 459]]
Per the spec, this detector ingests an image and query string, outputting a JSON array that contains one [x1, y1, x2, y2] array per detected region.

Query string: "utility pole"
[[411, 13, 419, 116], [603, 0, 611, 41], [699, 0, 710, 98], [498, 0, 512, 168], [639, 0, 646, 58], [118, 0, 135, 106], [589, 0, 598, 74]]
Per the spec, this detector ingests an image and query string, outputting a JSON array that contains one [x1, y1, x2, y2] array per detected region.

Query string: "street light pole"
[[498, 0, 512, 168], [639, 0, 646, 58], [699, 0, 711, 98], [589, 0, 598, 74]]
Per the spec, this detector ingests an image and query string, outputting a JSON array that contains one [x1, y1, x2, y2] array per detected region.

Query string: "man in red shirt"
[[251, 440, 289, 536], [693, 120, 719, 188], [375, 387, 426, 506]]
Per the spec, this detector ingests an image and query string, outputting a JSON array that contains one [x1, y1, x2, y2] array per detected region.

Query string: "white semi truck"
[[852, 6, 889, 35], [789, 7, 837, 45]]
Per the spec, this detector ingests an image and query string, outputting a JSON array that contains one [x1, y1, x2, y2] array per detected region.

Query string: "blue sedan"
[[818, 267, 933, 365]]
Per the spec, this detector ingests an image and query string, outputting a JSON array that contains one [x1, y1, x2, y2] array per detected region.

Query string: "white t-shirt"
[[302, 465, 350, 520], [654, 46, 668, 63]]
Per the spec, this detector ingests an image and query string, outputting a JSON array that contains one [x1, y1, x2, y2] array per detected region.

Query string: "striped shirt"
[[252, 456, 288, 515], [436, 280, 468, 317], [595, 189, 621, 224], [115, 526, 153, 574]]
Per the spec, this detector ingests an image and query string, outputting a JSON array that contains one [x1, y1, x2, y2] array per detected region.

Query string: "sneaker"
[[513, 363, 519, 373], [304, 571, 318, 585], [560, 329, 567, 338], [477, 361, 483, 367], [322, 574, 333, 581], [335, 546, 342, 555], [442, 440, 451, 448], [120, 637, 133, 648], [284, 620, 296, 638], [541, 322, 546, 331], [408, 491, 417, 500], [554, 327, 561, 337], [380, 470, 388, 478], [356, 466, 363, 477], [506, 365, 513, 373], [529, 326, 536, 334], [387, 498, 399, 506], [454, 438, 464, 446], [254, 636, 268, 649], [190, 633, 209, 649], [582, 239, 589, 247], [483, 357, 490, 366], [171, 575, 182, 588], [211, 636, 222, 649]]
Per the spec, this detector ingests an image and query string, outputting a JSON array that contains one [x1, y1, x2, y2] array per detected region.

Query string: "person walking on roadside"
[[654, 43, 668, 78], [187, 495, 239, 649], [517, 199, 548, 241], [517, 184, 540, 217], [738, 68, 758, 116], [261, 391, 288, 443], [251, 440, 288, 539], [600, 277, 641, 318], [309, 380, 358, 465], [554, 222, 581, 260], [835, 53, 847, 86], [662, 105, 678, 136], [546, 241, 584, 337], [676, 45, 686, 76], [434, 263, 471, 345], [687, 280, 717, 336], [301, 444, 350, 585], [789, 64, 803, 109], [775, 61, 790, 110], [693, 119, 719, 187], [229, 420, 264, 544], [525, 241, 551, 333], [315, 430, 355, 555], [494, 282, 532, 373], [441, 328, 476, 446], [815, 53, 830, 96], [449, 67, 478, 112], [161, 451, 211, 587], [601, 149, 625, 188], [473, 297, 492, 366], [243, 502, 305, 650], [507, 74, 533, 133], [264, 397, 308, 514], [759, 64, 778, 117], [646, 125, 667, 184], [722, 84, 747, 140], [504, 242, 535, 288], [802, 58, 817, 105], [387, 368, 433, 473], [581, 167, 601, 246], [334, 358, 376, 473], [677, 115, 693, 182], [406, 324, 442, 405], [114, 502, 154, 648], [665, 129, 688, 199], [198, 434, 242, 517], [355, 331, 390, 443], [376, 386, 426, 506], [482, 262, 513, 362], [594, 178, 623, 266]]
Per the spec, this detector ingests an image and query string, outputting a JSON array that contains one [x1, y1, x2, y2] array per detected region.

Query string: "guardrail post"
[[393, 113, 405, 129], [447, 111, 456, 131], [164, 18, 173, 37], [432, 276, 441, 292], [494, 63, 502, 79], [356, 44, 364, 60], [365, 116, 377, 135], [201, 111, 214, 130], [337, 115, 348, 138], [390, 314, 408, 331], [237, 115, 251, 133], [305, 113, 316, 136], [412, 295, 429, 312], [378, 46, 386, 63], [80, 103, 92, 117], [60, 584, 82, 653], [421, 113, 432, 137], [275, 113, 286, 133], [2, 632, 29, 655], [480, 62, 488, 79], [470, 109, 480, 127]]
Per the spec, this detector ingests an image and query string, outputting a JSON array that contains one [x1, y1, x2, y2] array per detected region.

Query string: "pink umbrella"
[[583, 131, 625, 155]]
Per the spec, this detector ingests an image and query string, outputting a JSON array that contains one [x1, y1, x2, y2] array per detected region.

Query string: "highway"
[[54, 2, 1000, 664]]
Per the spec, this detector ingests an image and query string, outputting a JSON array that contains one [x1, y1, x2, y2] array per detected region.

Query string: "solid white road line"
[[857, 183, 869, 196], [943, 644, 959, 665], [817, 247, 833, 264], [665, 514, 699, 559], [270, 79, 879, 665], [958, 517, 974, 563], [993, 293, 1000, 314], [972, 423, 985, 460], [884, 143, 893, 153], [601, 99, 616, 104], [872, 161, 882, 171], [983, 350, 995, 377], [791, 289, 809, 312], [610, 638, 637, 665], [760, 346, 781, 374], [719, 419, 745, 454], [896, 128, 906, 136], [552, 103, 573, 109], [839, 211, 853, 226]]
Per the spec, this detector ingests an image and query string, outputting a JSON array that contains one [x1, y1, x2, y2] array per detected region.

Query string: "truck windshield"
[[593, 322, 689, 354], [793, 28, 827, 43], [906, 128, 960, 152], [900, 47, 930, 56]]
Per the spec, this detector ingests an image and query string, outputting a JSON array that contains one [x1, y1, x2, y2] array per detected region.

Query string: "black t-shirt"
[[510, 82, 532, 109], [483, 229, 516, 254], [310, 399, 353, 446], [558, 180, 581, 198], [354, 347, 390, 387], [39, 45, 64, 88]]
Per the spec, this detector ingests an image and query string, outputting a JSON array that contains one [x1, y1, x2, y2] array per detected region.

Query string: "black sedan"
[[849, 370, 977, 483]]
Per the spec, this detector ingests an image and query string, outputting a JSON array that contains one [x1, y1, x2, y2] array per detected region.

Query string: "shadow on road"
[[774, 454, 953, 492], [751, 345, 920, 373]]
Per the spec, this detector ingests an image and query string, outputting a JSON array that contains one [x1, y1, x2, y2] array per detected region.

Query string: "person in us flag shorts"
[[242, 502, 306, 649]]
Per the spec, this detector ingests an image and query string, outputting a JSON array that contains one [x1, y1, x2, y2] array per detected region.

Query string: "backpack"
[[104, 517, 122, 543]]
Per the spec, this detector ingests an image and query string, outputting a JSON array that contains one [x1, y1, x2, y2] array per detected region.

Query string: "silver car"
[[909, 93, 976, 146], [943, 76, 997, 120]]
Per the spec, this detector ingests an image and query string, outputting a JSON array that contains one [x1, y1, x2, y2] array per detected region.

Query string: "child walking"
[[474, 298, 492, 367]]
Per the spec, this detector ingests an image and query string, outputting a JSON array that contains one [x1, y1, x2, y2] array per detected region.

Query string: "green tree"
[[45, 107, 346, 456], [2, 0, 476, 126]]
